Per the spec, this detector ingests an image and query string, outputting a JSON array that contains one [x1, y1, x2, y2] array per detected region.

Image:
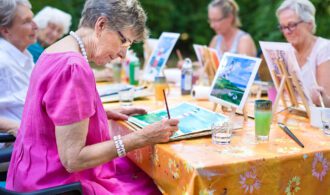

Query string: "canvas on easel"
[[259, 41, 312, 118], [142, 32, 180, 83], [193, 45, 221, 85], [143, 38, 159, 69], [208, 52, 261, 119]]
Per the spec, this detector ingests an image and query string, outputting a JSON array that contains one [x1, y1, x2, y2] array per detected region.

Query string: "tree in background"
[[32, 0, 330, 65]]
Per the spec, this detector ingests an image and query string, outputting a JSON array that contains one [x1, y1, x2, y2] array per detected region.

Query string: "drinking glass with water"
[[211, 121, 232, 145], [118, 88, 135, 107]]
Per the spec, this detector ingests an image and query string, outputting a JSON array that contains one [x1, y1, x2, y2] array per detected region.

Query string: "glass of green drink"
[[254, 100, 272, 141]]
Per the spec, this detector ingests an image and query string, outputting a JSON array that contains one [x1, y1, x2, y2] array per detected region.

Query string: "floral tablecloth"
[[108, 98, 330, 195]]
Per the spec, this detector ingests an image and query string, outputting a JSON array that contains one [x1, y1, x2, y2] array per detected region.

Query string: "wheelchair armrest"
[[0, 182, 83, 195], [0, 133, 16, 143], [31, 182, 83, 195]]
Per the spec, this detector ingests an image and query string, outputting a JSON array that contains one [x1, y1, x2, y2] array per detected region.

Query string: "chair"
[[0, 133, 16, 143], [0, 133, 15, 181], [0, 133, 83, 195], [0, 182, 83, 195]]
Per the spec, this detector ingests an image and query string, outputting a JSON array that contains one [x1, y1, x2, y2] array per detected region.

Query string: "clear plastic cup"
[[211, 121, 232, 145], [118, 88, 135, 107]]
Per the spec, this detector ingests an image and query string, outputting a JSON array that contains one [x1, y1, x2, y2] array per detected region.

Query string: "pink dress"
[[6, 52, 161, 195]]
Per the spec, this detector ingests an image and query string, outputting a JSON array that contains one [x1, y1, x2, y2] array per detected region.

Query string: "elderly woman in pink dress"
[[6, 0, 179, 194], [276, 0, 330, 107]]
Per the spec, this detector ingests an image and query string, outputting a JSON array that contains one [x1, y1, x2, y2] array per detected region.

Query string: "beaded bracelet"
[[113, 135, 126, 157]]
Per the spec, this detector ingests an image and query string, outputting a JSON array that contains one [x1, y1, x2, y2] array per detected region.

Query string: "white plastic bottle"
[[181, 58, 193, 95]]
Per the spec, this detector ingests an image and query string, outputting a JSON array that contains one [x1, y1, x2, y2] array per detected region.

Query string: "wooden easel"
[[202, 46, 217, 85], [271, 57, 311, 118]]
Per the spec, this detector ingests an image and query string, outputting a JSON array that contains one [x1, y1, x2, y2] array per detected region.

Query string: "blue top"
[[215, 30, 247, 58], [27, 41, 44, 63]]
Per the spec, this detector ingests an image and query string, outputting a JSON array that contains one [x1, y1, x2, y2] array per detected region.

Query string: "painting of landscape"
[[209, 53, 261, 110]]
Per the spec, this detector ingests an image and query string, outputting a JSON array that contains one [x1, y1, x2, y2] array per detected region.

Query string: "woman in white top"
[[276, 0, 330, 106], [0, 0, 38, 133], [208, 0, 256, 58]]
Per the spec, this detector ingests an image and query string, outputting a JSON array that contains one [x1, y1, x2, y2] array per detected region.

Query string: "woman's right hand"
[[138, 119, 179, 144]]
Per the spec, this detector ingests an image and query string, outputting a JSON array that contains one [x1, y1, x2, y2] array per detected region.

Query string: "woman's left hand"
[[106, 107, 147, 120]]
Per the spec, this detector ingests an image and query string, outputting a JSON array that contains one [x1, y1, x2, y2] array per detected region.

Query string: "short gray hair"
[[33, 6, 72, 35], [80, 0, 148, 42], [208, 0, 241, 27], [276, 0, 316, 33], [0, 0, 31, 28]]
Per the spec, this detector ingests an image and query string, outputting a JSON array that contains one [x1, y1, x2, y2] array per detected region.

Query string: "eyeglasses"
[[278, 20, 304, 32], [117, 30, 133, 48], [208, 16, 227, 24]]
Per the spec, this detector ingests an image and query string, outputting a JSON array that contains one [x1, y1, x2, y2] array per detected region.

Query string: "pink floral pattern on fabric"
[[312, 152, 329, 181], [239, 167, 261, 194]]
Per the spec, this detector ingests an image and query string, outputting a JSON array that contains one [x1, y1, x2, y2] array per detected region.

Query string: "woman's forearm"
[[56, 119, 149, 173], [56, 118, 177, 173], [68, 132, 147, 172]]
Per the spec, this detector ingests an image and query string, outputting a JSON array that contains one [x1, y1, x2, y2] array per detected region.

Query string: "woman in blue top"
[[28, 6, 71, 63], [208, 0, 257, 58]]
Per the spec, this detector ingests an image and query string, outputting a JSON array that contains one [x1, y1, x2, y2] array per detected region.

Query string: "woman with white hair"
[[6, 0, 178, 194], [28, 6, 72, 63], [276, 0, 330, 106], [28, 6, 112, 81], [0, 0, 37, 133]]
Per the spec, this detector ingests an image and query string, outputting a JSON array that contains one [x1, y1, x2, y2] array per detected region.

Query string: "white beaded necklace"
[[69, 31, 88, 62]]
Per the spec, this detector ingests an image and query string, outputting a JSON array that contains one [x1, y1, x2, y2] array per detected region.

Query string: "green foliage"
[[31, 0, 84, 30], [31, 0, 330, 65]]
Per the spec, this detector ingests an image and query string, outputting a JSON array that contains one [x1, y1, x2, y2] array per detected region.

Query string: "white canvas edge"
[[259, 41, 294, 89], [142, 32, 180, 82], [208, 52, 262, 112], [193, 44, 205, 67]]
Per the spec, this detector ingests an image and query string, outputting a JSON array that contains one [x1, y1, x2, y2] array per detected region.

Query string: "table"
[[106, 90, 330, 195]]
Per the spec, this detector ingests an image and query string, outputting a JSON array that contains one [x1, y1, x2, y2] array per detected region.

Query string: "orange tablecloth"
[[107, 93, 330, 195]]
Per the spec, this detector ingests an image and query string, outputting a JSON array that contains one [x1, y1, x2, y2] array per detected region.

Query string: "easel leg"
[[273, 77, 286, 115], [243, 105, 248, 122], [291, 74, 311, 118], [212, 103, 217, 112]]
